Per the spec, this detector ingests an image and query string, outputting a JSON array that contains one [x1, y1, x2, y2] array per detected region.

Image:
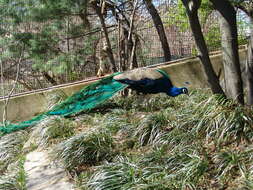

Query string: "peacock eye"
[[182, 88, 188, 94]]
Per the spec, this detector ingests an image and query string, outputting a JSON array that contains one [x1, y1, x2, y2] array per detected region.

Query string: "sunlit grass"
[[75, 89, 253, 189], [85, 146, 209, 190], [0, 156, 27, 190], [27, 116, 75, 148], [186, 95, 253, 146], [0, 131, 28, 173], [212, 147, 253, 186], [1, 88, 252, 189], [135, 112, 169, 146], [52, 128, 115, 171], [86, 156, 141, 190]]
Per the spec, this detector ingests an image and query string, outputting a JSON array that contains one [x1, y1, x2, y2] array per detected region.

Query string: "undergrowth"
[[1, 88, 253, 190], [0, 132, 27, 190], [74, 89, 253, 190]]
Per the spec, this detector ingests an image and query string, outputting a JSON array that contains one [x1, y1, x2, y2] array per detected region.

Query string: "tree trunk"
[[143, 0, 171, 62], [246, 16, 253, 105], [210, 0, 244, 104], [234, 3, 253, 105], [130, 36, 138, 69], [111, 6, 138, 70], [92, 3, 117, 72], [181, 0, 225, 95]]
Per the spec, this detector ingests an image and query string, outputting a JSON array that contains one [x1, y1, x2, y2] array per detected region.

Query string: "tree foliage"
[[0, 0, 96, 89], [0, 0, 251, 104]]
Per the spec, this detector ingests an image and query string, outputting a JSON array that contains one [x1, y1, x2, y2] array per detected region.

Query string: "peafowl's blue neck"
[[167, 87, 185, 97]]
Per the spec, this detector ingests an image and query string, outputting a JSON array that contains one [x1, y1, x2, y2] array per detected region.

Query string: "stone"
[[24, 151, 74, 190]]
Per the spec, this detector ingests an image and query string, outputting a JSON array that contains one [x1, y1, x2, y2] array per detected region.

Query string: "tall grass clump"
[[236, 164, 253, 189], [0, 157, 27, 190], [135, 112, 170, 146], [100, 112, 133, 135], [164, 149, 209, 189], [27, 116, 75, 148], [186, 95, 253, 146], [86, 156, 141, 190], [53, 128, 115, 171], [212, 147, 253, 186], [84, 146, 209, 190], [0, 131, 28, 173]]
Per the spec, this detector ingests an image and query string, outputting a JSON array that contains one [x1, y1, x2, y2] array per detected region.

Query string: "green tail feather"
[[0, 114, 47, 134], [0, 73, 127, 135]]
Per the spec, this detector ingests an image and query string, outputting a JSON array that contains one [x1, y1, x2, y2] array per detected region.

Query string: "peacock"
[[0, 68, 188, 135], [113, 68, 188, 96]]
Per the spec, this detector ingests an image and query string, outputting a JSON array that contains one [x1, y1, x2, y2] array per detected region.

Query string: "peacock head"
[[167, 87, 189, 97]]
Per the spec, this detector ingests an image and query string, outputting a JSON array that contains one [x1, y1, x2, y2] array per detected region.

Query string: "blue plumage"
[[113, 68, 188, 97]]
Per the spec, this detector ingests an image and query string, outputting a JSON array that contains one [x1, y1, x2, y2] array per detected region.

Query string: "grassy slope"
[[1, 89, 253, 190]]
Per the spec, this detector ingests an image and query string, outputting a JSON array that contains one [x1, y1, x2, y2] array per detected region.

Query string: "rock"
[[24, 151, 74, 190]]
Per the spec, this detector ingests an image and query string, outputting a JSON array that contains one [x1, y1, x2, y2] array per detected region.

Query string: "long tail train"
[[0, 73, 127, 135]]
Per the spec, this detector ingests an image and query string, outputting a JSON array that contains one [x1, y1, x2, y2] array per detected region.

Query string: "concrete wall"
[[0, 48, 247, 122], [0, 79, 97, 123], [161, 48, 246, 88]]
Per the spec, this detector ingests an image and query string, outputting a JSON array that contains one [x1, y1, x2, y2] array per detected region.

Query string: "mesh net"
[[0, 73, 127, 135]]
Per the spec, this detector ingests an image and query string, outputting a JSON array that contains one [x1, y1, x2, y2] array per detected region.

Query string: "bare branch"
[[2, 45, 25, 124]]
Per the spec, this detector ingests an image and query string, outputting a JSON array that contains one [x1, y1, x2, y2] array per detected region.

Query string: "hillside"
[[1, 89, 253, 190]]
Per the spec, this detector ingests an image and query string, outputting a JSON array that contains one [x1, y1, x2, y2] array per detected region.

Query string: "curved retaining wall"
[[0, 48, 247, 122]]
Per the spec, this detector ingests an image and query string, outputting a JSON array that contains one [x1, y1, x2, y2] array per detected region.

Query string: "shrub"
[[53, 129, 115, 170], [27, 116, 75, 148]]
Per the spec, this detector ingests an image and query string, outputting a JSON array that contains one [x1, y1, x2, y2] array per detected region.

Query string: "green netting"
[[0, 73, 127, 135]]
